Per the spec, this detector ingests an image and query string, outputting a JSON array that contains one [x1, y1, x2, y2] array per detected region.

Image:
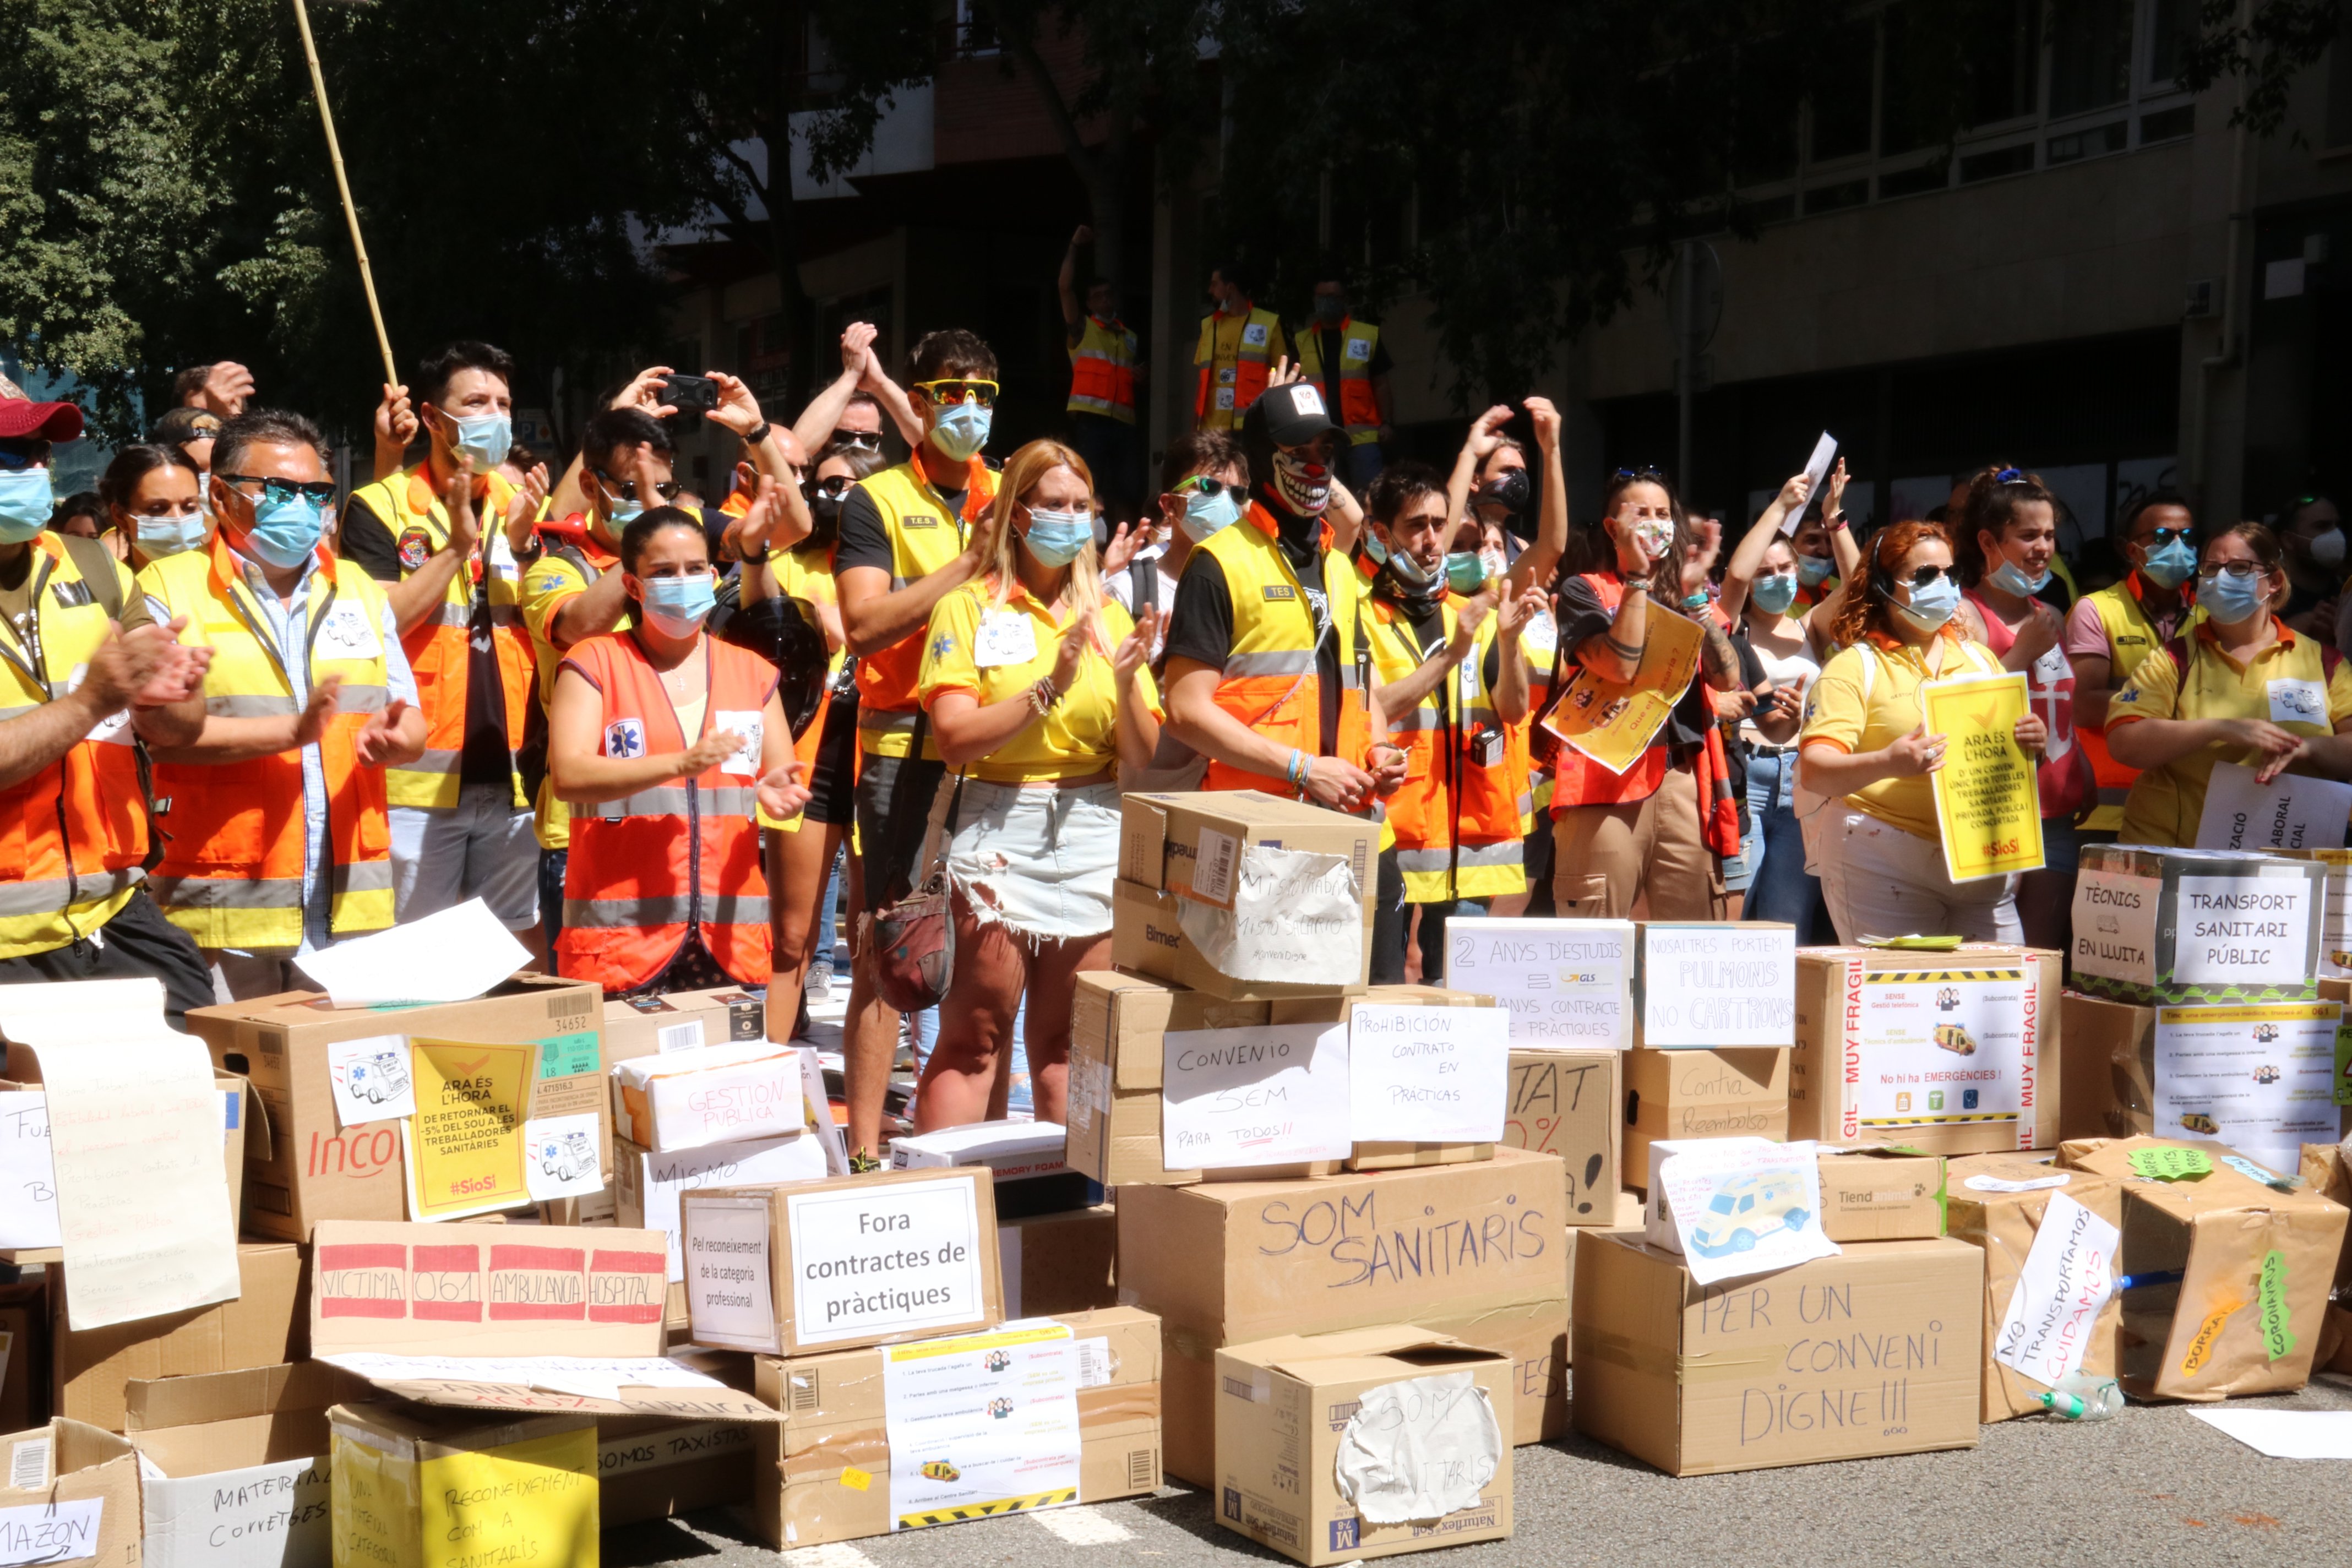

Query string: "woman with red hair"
[[1798, 521, 2048, 942]]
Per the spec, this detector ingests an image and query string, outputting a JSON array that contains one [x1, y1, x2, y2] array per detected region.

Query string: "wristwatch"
[[741, 542, 770, 564]]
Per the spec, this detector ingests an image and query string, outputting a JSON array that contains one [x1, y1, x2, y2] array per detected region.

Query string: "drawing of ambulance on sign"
[[1687, 1167, 1813, 1258], [346, 1049, 410, 1105], [536, 1128, 597, 1183]]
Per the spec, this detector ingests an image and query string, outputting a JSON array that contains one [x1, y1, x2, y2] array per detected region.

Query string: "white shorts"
[[1815, 804, 2019, 946], [390, 780, 541, 930], [938, 778, 1120, 945]]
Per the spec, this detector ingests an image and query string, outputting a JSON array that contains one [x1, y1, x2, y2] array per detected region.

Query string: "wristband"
[[745, 420, 772, 446], [740, 542, 770, 564], [1826, 511, 1848, 532]]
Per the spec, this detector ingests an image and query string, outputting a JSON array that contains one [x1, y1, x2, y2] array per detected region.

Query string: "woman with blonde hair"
[[912, 439, 1163, 1129]]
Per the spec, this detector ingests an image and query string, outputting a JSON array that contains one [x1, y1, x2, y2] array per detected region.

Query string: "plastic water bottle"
[[2035, 1373, 2124, 1422]]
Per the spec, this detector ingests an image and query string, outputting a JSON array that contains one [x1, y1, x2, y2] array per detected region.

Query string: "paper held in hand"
[[1779, 432, 1838, 535], [294, 897, 531, 1006], [1539, 605, 1705, 776], [1922, 671, 2045, 882], [2193, 760, 2352, 853]]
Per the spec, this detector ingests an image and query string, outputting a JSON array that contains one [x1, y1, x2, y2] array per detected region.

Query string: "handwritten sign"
[[1540, 606, 1705, 775], [783, 1178, 988, 1349], [0, 1499, 105, 1567], [1348, 1005, 1509, 1143], [1446, 918, 1633, 1049], [0, 1092, 54, 1249], [2171, 875, 2316, 987], [1924, 671, 2045, 882], [1637, 924, 1795, 1047], [1175, 846, 1362, 984], [1161, 1022, 1351, 1169], [1992, 1193, 2118, 1387], [2195, 761, 2352, 853], [2127, 1145, 2213, 1181], [1502, 1052, 1616, 1219]]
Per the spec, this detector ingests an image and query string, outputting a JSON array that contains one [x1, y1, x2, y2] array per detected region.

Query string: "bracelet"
[[1826, 511, 1848, 532], [745, 420, 772, 446], [1286, 748, 1306, 788], [1028, 678, 1060, 717], [740, 542, 770, 564]]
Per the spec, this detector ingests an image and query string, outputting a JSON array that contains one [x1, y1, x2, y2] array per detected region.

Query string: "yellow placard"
[[1540, 605, 1706, 775], [405, 1037, 536, 1220], [420, 1425, 598, 1568], [1923, 671, 2045, 881]]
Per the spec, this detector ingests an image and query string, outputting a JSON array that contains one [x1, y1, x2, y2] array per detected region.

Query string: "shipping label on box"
[[1444, 919, 1634, 1049], [2070, 846, 2324, 1005], [1815, 1148, 1947, 1242], [1501, 1050, 1620, 1224], [1633, 923, 1795, 1048]]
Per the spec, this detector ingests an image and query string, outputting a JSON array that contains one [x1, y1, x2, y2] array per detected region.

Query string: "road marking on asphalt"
[[1031, 1506, 1133, 1544], [781, 1544, 879, 1567]]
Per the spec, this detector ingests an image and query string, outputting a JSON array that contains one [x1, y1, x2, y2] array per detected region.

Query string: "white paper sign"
[[1963, 1172, 2072, 1193], [1637, 924, 1796, 1047], [2195, 761, 2352, 852], [295, 898, 530, 1007], [325, 1033, 413, 1127], [680, 1196, 779, 1353], [1444, 918, 1633, 1049], [1175, 845, 1362, 984], [1855, 968, 2029, 1131], [2267, 677, 2328, 726], [1348, 1005, 1509, 1143], [1332, 1371, 1504, 1525], [1992, 1192, 2119, 1388], [138, 1455, 328, 1568], [521, 1113, 605, 1201], [711, 711, 763, 778], [972, 611, 1039, 669], [881, 1321, 1082, 1528], [2071, 869, 2160, 983], [2153, 1002, 2340, 1172], [0, 1093, 56, 1249], [1658, 1138, 1841, 1286], [786, 1178, 988, 1348], [1160, 1022, 1352, 1169], [635, 1136, 829, 1282], [2188, 1408, 2352, 1459], [1779, 432, 1838, 535], [2172, 875, 2315, 986], [0, 1499, 105, 1567], [0, 978, 165, 1041]]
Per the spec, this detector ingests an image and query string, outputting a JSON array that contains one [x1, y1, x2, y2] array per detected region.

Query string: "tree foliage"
[[2177, 0, 2343, 137]]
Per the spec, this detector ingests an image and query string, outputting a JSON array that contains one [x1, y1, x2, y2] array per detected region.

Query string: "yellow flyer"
[[1923, 671, 2045, 881], [1539, 605, 1706, 775], [404, 1037, 536, 1221]]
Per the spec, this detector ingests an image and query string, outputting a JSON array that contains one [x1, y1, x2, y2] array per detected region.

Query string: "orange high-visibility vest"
[[557, 630, 778, 992], [1548, 570, 1673, 812], [1190, 502, 1368, 794], [346, 464, 537, 810], [1193, 303, 1283, 430], [1292, 318, 1383, 446], [1067, 315, 1138, 424], [0, 535, 148, 957], [142, 535, 396, 948]]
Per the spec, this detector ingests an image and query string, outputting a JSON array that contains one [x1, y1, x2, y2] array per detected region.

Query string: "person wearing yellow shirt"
[[911, 440, 1162, 1133], [2105, 522, 2352, 846], [1798, 520, 2046, 945]]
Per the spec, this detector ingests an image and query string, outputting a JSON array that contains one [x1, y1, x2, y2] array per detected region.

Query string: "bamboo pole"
[[290, 0, 397, 387]]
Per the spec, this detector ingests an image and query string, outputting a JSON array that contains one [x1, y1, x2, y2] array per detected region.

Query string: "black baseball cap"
[[1247, 382, 1341, 449]]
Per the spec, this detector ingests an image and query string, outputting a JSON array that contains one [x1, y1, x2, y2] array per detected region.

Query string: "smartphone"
[[660, 374, 719, 415]]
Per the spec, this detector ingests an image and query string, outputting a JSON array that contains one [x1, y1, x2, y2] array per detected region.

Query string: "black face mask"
[[1480, 469, 1531, 514], [804, 493, 843, 549]]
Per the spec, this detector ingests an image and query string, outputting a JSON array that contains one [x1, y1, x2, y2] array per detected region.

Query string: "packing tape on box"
[[1572, 1326, 1789, 1384]]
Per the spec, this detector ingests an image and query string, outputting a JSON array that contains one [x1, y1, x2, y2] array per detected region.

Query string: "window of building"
[[2050, 0, 2136, 117], [1810, 19, 1879, 162]]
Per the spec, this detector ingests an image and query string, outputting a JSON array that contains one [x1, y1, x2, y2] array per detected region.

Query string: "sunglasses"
[[219, 473, 337, 505], [1901, 563, 1956, 589], [808, 476, 857, 500], [1611, 466, 1667, 482], [830, 429, 881, 451], [0, 447, 46, 471], [595, 470, 683, 505], [912, 378, 999, 409], [1179, 476, 1249, 506], [2139, 527, 2193, 547]]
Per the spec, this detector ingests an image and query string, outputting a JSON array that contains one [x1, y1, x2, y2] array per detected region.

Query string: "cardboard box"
[[1630, 921, 1797, 1049], [615, 1039, 807, 1153], [328, 1403, 596, 1568], [1118, 1148, 1570, 1480], [2271, 848, 2352, 977], [0, 1276, 45, 1434], [1215, 1327, 1512, 1564], [889, 1118, 1091, 1217], [2071, 844, 2326, 1005], [614, 1133, 830, 1330], [682, 1167, 1002, 1357], [2300, 1139, 2352, 1294], [1622, 1046, 1789, 1183], [1115, 791, 1379, 999], [1789, 944, 2061, 1156], [0, 1418, 142, 1568], [2065, 992, 2348, 1159], [602, 987, 766, 1066], [1943, 1152, 2126, 1422], [1064, 971, 1345, 1187], [130, 1401, 330, 1568], [1816, 1147, 1948, 1242], [749, 1306, 1160, 1550], [598, 1415, 757, 1527], [122, 1362, 367, 1434], [1501, 1049, 1622, 1224], [55, 1241, 306, 1433], [186, 976, 605, 1242], [999, 1206, 1118, 1319], [1572, 1233, 1982, 1476]]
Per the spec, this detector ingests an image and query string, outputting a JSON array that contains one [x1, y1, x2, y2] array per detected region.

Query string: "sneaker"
[[804, 961, 832, 1003]]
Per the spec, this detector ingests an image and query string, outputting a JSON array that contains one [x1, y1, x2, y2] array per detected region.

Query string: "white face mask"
[[2310, 527, 2346, 569]]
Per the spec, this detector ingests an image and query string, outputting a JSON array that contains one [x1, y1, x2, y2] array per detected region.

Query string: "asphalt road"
[[609, 1373, 2352, 1568]]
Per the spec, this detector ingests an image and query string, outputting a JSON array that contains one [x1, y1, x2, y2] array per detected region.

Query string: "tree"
[[2177, 0, 2343, 137]]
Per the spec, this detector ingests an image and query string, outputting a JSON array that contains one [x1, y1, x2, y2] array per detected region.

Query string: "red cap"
[[0, 400, 85, 442]]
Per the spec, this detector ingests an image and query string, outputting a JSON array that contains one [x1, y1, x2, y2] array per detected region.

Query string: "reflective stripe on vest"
[[556, 630, 777, 992], [1293, 319, 1383, 445], [851, 457, 997, 753], [0, 536, 148, 957], [1068, 315, 1138, 423], [143, 536, 396, 949], [1194, 306, 1281, 429], [349, 465, 537, 810], [1362, 592, 1525, 903]]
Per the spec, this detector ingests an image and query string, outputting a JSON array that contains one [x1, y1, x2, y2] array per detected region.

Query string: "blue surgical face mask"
[[2141, 536, 2196, 589], [1444, 552, 1488, 594], [598, 475, 643, 530], [2198, 566, 2268, 626], [448, 412, 513, 471], [1360, 531, 1389, 566], [1890, 572, 1962, 633], [640, 572, 716, 638], [135, 513, 209, 559], [1181, 486, 1242, 543], [1751, 571, 1800, 615], [242, 492, 326, 569], [1022, 508, 1093, 568], [1987, 544, 2052, 598], [928, 401, 992, 462], [1797, 553, 1834, 587], [0, 468, 54, 542]]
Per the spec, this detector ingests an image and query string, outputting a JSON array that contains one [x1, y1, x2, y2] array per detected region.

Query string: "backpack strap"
[[58, 534, 125, 622]]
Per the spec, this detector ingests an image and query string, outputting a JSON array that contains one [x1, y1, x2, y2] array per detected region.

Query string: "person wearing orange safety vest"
[[546, 507, 810, 995], [1295, 277, 1394, 494], [1058, 225, 1146, 522], [140, 410, 428, 1000], [1194, 265, 1288, 433], [0, 395, 215, 1021], [1352, 461, 1536, 984], [1161, 380, 1405, 825], [2064, 489, 2202, 835]]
